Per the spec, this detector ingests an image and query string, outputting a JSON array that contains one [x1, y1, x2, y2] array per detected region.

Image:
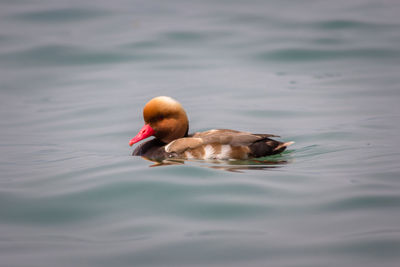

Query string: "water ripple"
[[319, 194, 400, 212], [314, 19, 398, 30], [12, 7, 110, 23], [0, 44, 184, 67], [254, 48, 400, 62]]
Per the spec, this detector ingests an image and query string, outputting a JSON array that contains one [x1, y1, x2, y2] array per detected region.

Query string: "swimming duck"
[[129, 96, 293, 161]]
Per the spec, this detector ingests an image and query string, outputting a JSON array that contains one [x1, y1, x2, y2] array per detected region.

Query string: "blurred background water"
[[1, 0, 400, 266]]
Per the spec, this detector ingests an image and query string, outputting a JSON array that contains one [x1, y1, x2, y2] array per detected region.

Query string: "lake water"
[[1, 0, 400, 266]]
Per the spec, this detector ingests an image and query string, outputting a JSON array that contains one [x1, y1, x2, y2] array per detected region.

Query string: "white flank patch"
[[203, 145, 216, 159], [164, 142, 173, 152], [217, 145, 231, 160], [274, 141, 295, 151]]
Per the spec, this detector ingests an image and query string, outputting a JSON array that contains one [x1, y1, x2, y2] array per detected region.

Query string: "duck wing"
[[165, 129, 280, 153]]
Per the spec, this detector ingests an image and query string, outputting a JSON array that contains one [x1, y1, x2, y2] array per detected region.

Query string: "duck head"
[[129, 96, 189, 146]]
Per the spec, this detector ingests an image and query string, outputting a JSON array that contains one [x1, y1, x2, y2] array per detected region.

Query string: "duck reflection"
[[141, 155, 292, 172]]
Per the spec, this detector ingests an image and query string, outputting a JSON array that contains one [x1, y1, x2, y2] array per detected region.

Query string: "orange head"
[[129, 96, 189, 146]]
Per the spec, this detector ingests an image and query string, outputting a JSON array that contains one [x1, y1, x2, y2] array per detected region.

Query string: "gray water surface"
[[1, 0, 400, 266]]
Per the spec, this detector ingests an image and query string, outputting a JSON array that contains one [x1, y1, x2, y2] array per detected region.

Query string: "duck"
[[129, 96, 294, 161]]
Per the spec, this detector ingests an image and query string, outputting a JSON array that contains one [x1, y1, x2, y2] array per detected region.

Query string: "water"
[[1, 0, 400, 266]]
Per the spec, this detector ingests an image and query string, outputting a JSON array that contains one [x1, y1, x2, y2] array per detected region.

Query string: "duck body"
[[130, 96, 293, 161], [133, 129, 292, 161]]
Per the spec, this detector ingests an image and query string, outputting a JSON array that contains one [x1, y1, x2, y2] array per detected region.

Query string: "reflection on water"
[[143, 152, 292, 172]]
